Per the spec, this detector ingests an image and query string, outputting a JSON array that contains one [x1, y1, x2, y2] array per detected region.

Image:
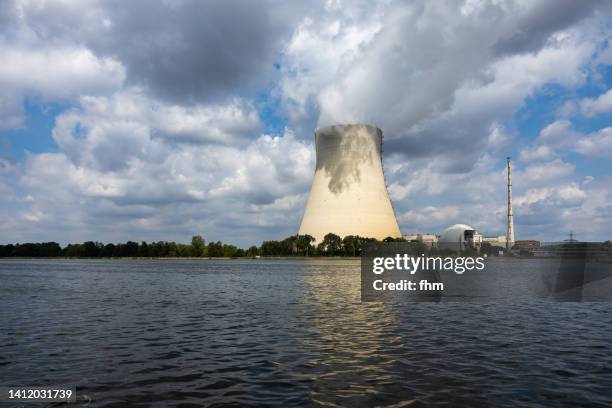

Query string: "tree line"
[[261, 233, 407, 256], [0, 236, 254, 258], [0, 233, 449, 258], [4, 233, 611, 259]]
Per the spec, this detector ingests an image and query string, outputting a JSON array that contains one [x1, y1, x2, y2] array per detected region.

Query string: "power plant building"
[[482, 235, 507, 248], [298, 124, 402, 242], [438, 224, 482, 252], [404, 233, 439, 248]]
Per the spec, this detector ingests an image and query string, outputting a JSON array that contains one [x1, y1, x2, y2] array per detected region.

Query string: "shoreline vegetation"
[[3, 234, 611, 259], [0, 233, 502, 259], [0, 256, 365, 260]]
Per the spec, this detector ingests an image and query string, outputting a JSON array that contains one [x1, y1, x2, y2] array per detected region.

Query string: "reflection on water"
[[0, 259, 611, 407], [300, 261, 405, 407]]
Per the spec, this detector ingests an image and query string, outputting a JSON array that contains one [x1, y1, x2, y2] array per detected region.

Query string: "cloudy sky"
[[1, 0, 611, 246]]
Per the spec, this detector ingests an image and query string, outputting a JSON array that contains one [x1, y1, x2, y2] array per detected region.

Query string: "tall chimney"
[[506, 156, 515, 250]]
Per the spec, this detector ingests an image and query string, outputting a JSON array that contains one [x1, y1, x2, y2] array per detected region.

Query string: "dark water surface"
[[1, 259, 611, 407]]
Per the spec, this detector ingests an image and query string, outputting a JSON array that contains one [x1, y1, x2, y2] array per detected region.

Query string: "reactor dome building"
[[298, 124, 402, 242], [438, 223, 483, 253]]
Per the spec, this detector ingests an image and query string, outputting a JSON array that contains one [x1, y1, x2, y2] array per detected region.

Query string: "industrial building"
[[482, 235, 507, 248], [513, 240, 540, 250], [437, 158, 516, 253], [438, 224, 483, 252], [298, 124, 402, 242], [404, 233, 439, 248], [298, 127, 519, 249]]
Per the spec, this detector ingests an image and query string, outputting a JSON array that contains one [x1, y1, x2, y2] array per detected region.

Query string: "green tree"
[[64, 243, 83, 257], [176, 243, 191, 257], [0, 244, 15, 257], [342, 235, 361, 256], [101, 243, 116, 257], [190, 235, 205, 257], [207, 241, 224, 257], [223, 244, 238, 257], [247, 246, 260, 258], [82, 241, 101, 257], [383, 236, 407, 243], [296, 234, 315, 256], [321, 233, 342, 256], [121, 241, 139, 257], [260, 240, 281, 256], [281, 235, 298, 255], [138, 241, 149, 257], [167, 242, 179, 257]]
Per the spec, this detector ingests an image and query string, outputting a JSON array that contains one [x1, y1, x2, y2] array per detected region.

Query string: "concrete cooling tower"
[[298, 124, 402, 242]]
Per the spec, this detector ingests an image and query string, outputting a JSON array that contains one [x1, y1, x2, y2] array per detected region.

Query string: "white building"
[[404, 234, 439, 248], [482, 235, 507, 248], [438, 224, 482, 252]]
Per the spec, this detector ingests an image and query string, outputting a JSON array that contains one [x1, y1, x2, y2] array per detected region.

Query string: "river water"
[[0, 258, 611, 407]]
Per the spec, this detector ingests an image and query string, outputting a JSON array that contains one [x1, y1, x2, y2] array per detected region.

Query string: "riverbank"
[[0, 256, 362, 260]]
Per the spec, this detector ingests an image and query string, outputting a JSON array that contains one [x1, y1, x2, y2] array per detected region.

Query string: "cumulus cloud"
[[278, 2, 387, 133], [514, 120, 572, 168], [537, 120, 577, 144], [0, 43, 124, 126], [579, 89, 612, 116], [515, 159, 575, 185], [511, 181, 603, 240], [398, 206, 460, 233], [515, 184, 586, 208], [0, 43, 125, 100], [0, 91, 24, 130], [282, 0, 602, 176], [519, 145, 555, 162], [522, 120, 612, 160], [55, 0, 306, 104], [1, 0, 612, 244], [575, 127, 612, 157], [0, 1, 125, 129], [52, 89, 263, 173], [14, 111, 314, 244]]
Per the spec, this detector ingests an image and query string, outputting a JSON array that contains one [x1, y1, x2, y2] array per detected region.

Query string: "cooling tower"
[[298, 124, 402, 242]]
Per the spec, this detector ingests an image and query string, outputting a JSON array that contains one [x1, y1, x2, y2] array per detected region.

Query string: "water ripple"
[[0, 259, 611, 407]]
